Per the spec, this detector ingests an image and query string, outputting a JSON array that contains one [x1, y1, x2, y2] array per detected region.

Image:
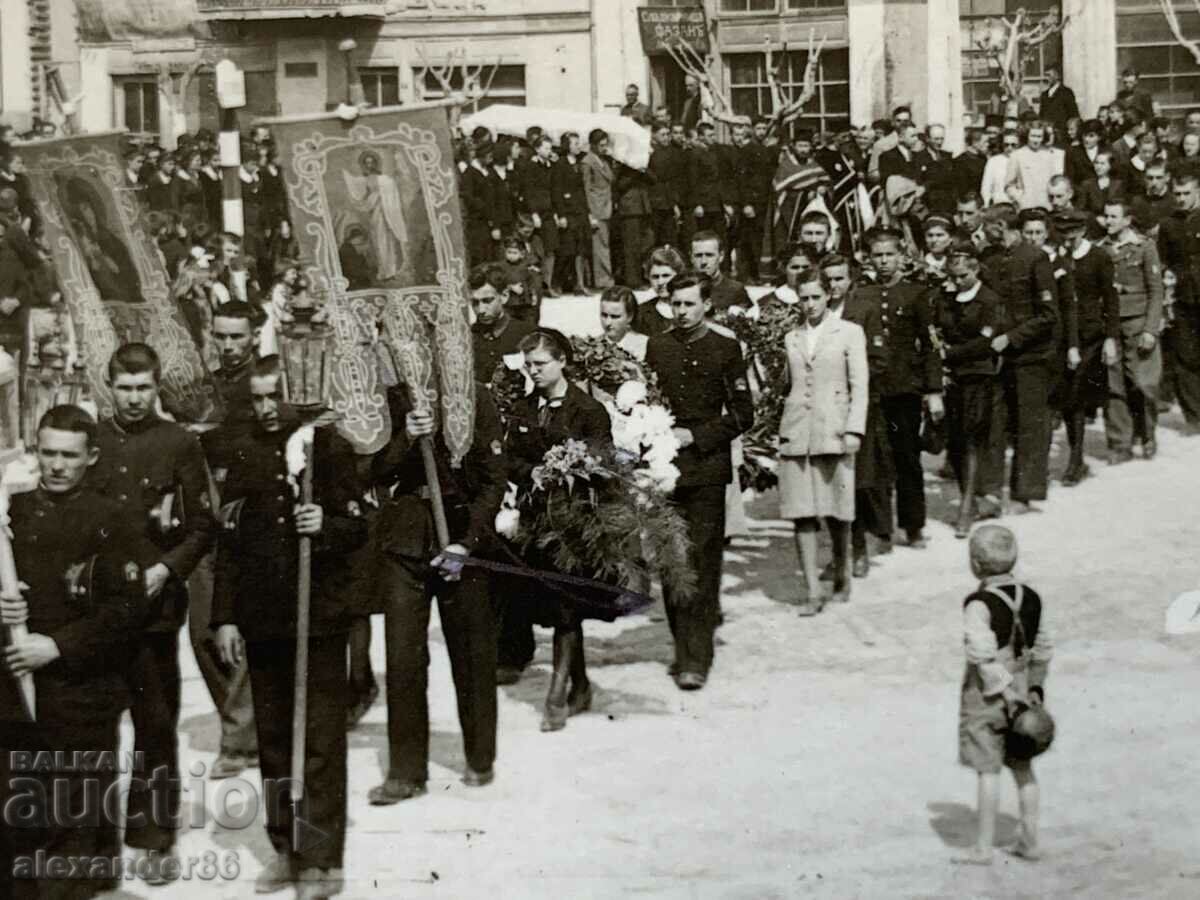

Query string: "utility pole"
[[215, 59, 246, 238]]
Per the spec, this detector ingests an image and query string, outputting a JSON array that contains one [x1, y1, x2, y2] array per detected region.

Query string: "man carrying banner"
[[368, 381, 506, 804]]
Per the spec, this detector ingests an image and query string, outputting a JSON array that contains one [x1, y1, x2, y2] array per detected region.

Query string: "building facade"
[[62, 0, 1200, 149], [0, 0, 81, 134]]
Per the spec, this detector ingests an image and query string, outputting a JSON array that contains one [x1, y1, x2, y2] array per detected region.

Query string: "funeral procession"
[[4, 0, 1200, 898]]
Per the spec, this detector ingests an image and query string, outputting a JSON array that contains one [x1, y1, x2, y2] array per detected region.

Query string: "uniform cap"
[[1052, 208, 1090, 232]]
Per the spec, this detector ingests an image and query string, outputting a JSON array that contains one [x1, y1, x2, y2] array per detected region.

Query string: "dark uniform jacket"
[[488, 168, 517, 234], [646, 325, 753, 488], [212, 423, 367, 642], [937, 282, 1003, 380], [686, 145, 727, 213], [1158, 207, 1200, 306], [952, 151, 987, 201], [372, 384, 508, 558], [647, 145, 687, 212], [519, 157, 555, 216], [734, 142, 774, 210], [988, 242, 1059, 366], [878, 146, 933, 190], [1067, 243, 1121, 347], [552, 157, 589, 218], [460, 163, 495, 236], [92, 415, 216, 632], [1, 488, 146, 727], [505, 384, 612, 485], [707, 274, 752, 313], [472, 315, 536, 386], [854, 279, 942, 396], [614, 163, 653, 218]]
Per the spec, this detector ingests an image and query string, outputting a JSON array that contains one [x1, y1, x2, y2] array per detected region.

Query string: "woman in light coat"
[[777, 269, 868, 615]]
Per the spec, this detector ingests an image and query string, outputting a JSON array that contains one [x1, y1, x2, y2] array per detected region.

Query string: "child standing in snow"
[[956, 525, 1054, 865]]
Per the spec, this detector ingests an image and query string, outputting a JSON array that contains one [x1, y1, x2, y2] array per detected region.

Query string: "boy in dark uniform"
[[1156, 172, 1200, 433], [645, 271, 753, 690], [196, 302, 262, 780], [367, 383, 507, 805], [213, 356, 367, 900], [90, 344, 216, 882], [1053, 209, 1121, 484], [2, 405, 147, 900], [989, 211, 1059, 511], [855, 228, 944, 547], [471, 262, 536, 387], [940, 252, 1005, 537]]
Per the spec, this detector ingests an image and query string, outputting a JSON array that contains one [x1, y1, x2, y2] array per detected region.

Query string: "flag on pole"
[[263, 103, 475, 460]]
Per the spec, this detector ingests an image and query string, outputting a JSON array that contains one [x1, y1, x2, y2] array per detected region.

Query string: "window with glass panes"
[[1116, 0, 1200, 116], [360, 67, 400, 108], [415, 64, 525, 112], [719, 0, 775, 12], [726, 48, 849, 136], [115, 78, 159, 138], [960, 0, 1062, 116]]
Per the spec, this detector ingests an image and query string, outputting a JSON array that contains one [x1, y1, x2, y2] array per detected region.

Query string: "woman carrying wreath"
[[777, 270, 868, 616], [505, 328, 614, 732]]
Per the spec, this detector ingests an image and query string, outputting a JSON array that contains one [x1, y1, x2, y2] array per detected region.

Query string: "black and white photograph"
[[3, 1, 1200, 898]]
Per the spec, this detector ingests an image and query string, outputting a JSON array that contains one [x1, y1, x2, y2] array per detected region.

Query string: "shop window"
[[360, 67, 401, 108], [416, 63, 525, 112], [960, 0, 1062, 116], [726, 47, 850, 136], [1116, 1, 1200, 114], [114, 78, 159, 139]]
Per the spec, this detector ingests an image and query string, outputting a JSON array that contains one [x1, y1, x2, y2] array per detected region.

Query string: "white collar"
[[239, 168, 257, 184], [201, 165, 218, 177], [1047, 84, 1059, 97], [493, 165, 507, 179], [955, 281, 982, 303], [1072, 239, 1092, 260], [1132, 156, 1147, 172], [1086, 145, 1098, 159], [471, 160, 489, 176]]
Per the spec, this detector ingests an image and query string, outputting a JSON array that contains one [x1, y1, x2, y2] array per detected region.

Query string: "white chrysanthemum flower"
[[615, 380, 648, 413], [495, 506, 521, 538]]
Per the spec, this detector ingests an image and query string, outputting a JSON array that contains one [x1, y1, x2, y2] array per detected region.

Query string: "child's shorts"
[[959, 691, 1011, 774]]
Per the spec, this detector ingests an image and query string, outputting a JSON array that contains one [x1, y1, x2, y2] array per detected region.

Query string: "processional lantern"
[[276, 292, 334, 412]]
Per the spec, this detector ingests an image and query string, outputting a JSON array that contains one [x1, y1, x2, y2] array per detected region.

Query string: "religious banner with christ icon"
[[21, 132, 221, 423], [263, 102, 475, 460]]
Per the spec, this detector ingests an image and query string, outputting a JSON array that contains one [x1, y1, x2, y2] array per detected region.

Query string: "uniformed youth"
[[212, 355, 367, 900], [1099, 198, 1165, 463], [855, 228, 944, 547], [1155, 172, 1200, 434], [645, 271, 753, 690], [367, 382, 507, 805], [195, 301, 260, 780], [470, 263, 536, 387], [987, 211, 1059, 512], [1053, 209, 1121, 485], [2, 405, 147, 900], [91, 344, 215, 883]]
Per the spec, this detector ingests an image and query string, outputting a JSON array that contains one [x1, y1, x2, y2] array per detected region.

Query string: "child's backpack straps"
[[984, 583, 1027, 658]]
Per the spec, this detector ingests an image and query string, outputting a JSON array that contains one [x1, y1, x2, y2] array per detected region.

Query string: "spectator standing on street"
[[580, 129, 615, 290], [1006, 122, 1062, 210], [1038, 64, 1079, 143]]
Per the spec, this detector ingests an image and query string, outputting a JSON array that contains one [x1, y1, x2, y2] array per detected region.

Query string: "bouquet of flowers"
[[515, 434, 696, 604], [490, 358, 531, 424], [567, 336, 664, 406], [714, 303, 806, 492]]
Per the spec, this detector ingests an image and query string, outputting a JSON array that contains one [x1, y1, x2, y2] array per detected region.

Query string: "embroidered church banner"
[[22, 133, 222, 422], [264, 103, 475, 459]]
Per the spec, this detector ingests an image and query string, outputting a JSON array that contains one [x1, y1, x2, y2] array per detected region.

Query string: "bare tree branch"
[[1160, 0, 1200, 66], [777, 30, 826, 125], [975, 7, 1068, 109]]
